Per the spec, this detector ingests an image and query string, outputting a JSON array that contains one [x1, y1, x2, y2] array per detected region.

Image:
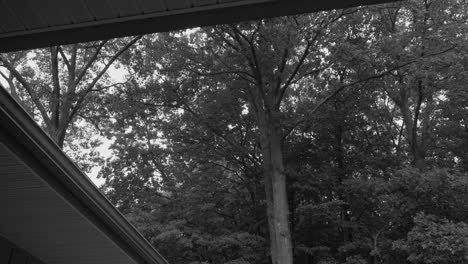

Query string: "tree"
[[357, 0, 468, 169], [98, 2, 468, 263], [393, 213, 468, 264], [99, 70, 269, 264], [175, 12, 361, 264], [0, 36, 141, 147], [1, 1, 461, 263]]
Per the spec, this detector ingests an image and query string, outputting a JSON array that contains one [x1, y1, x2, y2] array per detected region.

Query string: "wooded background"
[[1, 0, 467, 263]]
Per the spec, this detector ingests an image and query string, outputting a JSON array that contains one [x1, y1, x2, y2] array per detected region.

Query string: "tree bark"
[[258, 109, 293, 264], [396, 86, 427, 170]]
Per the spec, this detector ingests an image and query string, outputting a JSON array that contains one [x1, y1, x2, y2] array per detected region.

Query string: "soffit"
[[0, 86, 167, 264], [0, 142, 139, 264], [0, 0, 398, 52]]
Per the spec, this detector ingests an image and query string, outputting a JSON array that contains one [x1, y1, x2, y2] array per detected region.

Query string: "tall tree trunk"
[[334, 116, 352, 245], [258, 110, 293, 264], [397, 87, 427, 170]]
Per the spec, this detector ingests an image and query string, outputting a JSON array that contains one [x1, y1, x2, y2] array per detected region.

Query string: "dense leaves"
[[393, 213, 468, 264], [2, 0, 467, 263]]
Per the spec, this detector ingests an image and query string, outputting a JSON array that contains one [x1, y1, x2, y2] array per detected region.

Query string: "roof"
[[0, 86, 167, 264], [0, 0, 397, 52]]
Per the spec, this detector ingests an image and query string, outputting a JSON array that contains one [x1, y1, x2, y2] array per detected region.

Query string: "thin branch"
[[77, 113, 105, 135], [74, 40, 108, 86], [0, 55, 51, 125], [277, 40, 312, 107], [57, 46, 72, 72], [273, 46, 290, 96], [188, 68, 255, 80], [214, 28, 240, 52], [140, 101, 185, 109], [90, 77, 133, 92], [50, 46, 61, 127], [282, 45, 457, 139], [174, 89, 259, 164], [0, 71, 9, 83], [289, 64, 331, 86], [229, 24, 252, 44], [68, 36, 142, 124], [0, 71, 18, 99], [276, 19, 329, 108], [311, 45, 457, 115]]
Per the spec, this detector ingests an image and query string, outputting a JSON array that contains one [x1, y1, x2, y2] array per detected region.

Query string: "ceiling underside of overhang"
[[0, 86, 168, 264], [0, 143, 138, 264], [0, 0, 398, 52]]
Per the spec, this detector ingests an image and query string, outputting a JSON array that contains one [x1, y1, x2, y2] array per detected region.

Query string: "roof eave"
[[0, 85, 168, 264], [0, 0, 399, 52]]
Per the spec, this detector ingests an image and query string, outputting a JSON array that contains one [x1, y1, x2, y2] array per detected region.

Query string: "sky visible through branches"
[[1, 1, 468, 263]]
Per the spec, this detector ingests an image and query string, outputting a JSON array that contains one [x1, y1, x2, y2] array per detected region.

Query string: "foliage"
[[393, 213, 468, 264], [3, 0, 468, 263]]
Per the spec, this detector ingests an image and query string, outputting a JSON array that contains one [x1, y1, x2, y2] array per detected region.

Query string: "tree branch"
[[0, 55, 51, 125], [57, 46, 72, 72], [282, 47, 455, 140], [74, 40, 108, 86], [50, 46, 61, 127], [277, 40, 312, 107], [68, 36, 142, 124]]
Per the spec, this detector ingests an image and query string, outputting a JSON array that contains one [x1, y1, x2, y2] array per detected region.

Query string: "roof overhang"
[[0, 0, 398, 52], [0, 86, 167, 264]]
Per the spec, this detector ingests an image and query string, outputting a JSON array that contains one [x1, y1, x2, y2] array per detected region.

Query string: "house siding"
[[0, 236, 46, 264]]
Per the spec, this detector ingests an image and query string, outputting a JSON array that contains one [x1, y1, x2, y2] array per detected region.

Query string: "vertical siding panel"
[[0, 237, 13, 264], [28, 259, 44, 264], [9, 249, 28, 264], [0, 237, 45, 264]]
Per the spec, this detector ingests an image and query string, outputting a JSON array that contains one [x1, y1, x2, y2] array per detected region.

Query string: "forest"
[[1, 0, 467, 263]]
